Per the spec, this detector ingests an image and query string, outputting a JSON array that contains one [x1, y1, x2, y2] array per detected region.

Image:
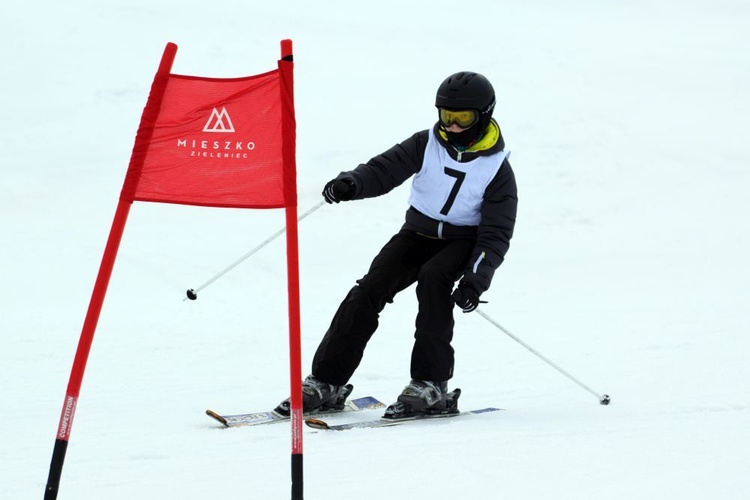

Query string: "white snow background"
[[2, 0, 749, 498]]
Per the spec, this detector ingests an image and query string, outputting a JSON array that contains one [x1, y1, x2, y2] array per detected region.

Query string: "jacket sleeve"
[[461, 158, 518, 295], [332, 131, 428, 200]]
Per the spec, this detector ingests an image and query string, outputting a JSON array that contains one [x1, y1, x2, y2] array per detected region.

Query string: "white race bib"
[[408, 132, 509, 226]]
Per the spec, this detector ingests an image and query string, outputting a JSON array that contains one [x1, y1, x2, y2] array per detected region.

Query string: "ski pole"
[[184, 200, 326, 301], [476, 309, 611, 405]]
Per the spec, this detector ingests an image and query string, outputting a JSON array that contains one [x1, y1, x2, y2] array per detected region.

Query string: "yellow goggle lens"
[[439, 108, 479, 128]]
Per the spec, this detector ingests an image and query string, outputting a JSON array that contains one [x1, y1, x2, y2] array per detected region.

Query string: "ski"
[[305, 407, 502, 431], [206, 396, 385, 428]]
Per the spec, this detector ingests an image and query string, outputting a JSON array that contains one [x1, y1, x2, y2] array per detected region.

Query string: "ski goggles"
[[438, 108, 479, 128]]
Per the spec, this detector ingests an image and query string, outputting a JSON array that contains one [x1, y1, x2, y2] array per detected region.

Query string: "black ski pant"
[[312, 230, 475, 386]]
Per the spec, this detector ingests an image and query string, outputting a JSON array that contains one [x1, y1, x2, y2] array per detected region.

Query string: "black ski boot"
[[274, 375, 353, 417], [383, 380, 460, 420]]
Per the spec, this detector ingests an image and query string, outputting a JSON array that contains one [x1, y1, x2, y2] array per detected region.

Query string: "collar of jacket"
[[434, 119, 506, 162]]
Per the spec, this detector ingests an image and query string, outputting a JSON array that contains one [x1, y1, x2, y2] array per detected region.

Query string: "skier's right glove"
[[323, 178, 356, 204], [452, 282, 481, 313]]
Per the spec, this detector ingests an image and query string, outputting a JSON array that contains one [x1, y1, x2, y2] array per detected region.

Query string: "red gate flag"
[[45, 41, 305, 500], [121, 51, 296, 209]]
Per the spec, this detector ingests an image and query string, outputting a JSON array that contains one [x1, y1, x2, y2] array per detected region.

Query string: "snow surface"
[[2, 0, 750, 498]]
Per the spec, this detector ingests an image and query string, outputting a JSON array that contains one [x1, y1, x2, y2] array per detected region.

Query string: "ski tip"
[[206, 409, 229, 427], [305, 418, 331, 430]]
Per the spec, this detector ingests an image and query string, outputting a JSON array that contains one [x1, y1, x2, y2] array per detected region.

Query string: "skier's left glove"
[[451, 282, 481, 313]]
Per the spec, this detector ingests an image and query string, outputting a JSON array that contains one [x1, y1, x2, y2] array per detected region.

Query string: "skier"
[[276, 71, 518, 419]]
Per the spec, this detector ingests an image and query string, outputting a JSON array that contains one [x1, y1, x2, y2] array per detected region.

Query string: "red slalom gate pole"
[[43, 199, 132, 500], [286, 202, 304, 500], [279, 38, 304, 500], [43, 43, 178, 500]]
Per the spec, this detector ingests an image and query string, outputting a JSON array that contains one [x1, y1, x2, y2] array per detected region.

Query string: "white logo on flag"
[[203, 107, 235, 133]]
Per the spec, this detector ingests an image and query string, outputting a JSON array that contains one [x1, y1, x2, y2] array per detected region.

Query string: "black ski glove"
[[452, 282, 481, 313], [322, 178, 356, 204]]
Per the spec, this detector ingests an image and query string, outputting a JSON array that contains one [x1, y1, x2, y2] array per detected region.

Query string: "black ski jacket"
[[331, 121, 518, 294]]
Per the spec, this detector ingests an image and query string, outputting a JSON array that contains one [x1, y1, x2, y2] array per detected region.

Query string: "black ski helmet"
[[435, 71, 496, 147], [435, 71, 496, 115]]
